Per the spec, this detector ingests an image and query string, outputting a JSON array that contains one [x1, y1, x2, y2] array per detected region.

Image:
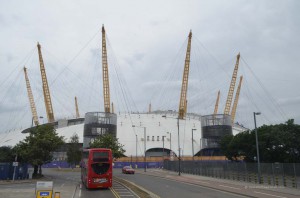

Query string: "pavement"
[[136, 168, 300, 198], [0, 179, 37, 185]]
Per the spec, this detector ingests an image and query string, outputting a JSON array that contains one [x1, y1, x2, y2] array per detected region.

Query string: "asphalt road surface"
[[114, 170, 246, 198]]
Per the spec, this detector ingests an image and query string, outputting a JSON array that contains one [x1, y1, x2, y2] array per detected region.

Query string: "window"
[[152, 136, 154, 141], [157, 136, 160, 141], [147, 136, 150, 141]]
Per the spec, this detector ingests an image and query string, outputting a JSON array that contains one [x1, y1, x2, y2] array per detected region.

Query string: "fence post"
[[272, 163, 275, 186], [282, 163, 286, 187], [293, 163, 297, 188]]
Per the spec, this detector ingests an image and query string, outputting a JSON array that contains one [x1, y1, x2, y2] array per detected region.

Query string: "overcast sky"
[[1, 0, 300, 134]]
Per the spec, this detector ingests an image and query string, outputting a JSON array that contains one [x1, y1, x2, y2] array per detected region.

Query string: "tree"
[[14, 124, 64, 178], [0, 146, 15, 162], [89, 133, 125, 159], [66, 133, 82, 168], [220, 119, 300, 163]]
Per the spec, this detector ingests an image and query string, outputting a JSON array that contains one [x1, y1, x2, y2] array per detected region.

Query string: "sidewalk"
[[0, 179, 36, 185], [137, 169, 300, 198]]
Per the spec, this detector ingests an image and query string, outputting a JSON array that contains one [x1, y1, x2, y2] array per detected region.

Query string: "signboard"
[[36, 190, 52, 198], [36, 181, 53, 198], [12, 162, 19, 167]]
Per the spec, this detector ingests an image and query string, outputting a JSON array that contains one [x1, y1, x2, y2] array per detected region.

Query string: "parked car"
[[122, 166, 135, 174]]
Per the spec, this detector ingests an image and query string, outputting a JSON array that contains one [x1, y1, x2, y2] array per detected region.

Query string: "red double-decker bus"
[[81, 148, 113, 189]]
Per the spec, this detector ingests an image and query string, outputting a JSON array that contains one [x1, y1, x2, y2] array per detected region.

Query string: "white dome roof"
[[0, 113, 247, 157]]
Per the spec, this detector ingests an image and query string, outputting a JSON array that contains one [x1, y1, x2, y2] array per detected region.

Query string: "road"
[[1, 168, 299, 198], [115, 170, 246, 198]]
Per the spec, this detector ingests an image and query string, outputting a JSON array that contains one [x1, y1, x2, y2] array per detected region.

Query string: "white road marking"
[[254, 191, 287, 198], [77, 184, 82, 197], [219, 185, 241, 190]]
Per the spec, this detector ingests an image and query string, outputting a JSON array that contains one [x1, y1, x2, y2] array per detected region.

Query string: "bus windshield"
[[93, 152, 109, 162], [91, 162, 110, 175]]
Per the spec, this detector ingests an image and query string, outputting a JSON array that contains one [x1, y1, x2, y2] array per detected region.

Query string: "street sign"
[[12, 162, 19, 167], [36, 190, 52, 198], [36, 181, 53, 198]]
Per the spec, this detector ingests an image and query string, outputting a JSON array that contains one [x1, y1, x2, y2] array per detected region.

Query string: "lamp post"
[[254, 112, 261, 184], [136, 135, 137, 165], [177, 117, 181, 176], [192, 129, 196, 161], [132, 125, 146, 172], [31, 116, 44, 127], [162, 136, 166, 161], [162, 115, 181, 176]]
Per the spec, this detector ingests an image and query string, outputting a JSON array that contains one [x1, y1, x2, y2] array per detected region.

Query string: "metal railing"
[[163, 161, 300, 188]]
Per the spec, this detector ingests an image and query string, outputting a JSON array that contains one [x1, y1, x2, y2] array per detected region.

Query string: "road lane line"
[[156, 176, 246, 197], [254, 191, 287, 198], [110, 187, 121, 198], [115, 177, 160, 198], [219, 185, 241, 190]]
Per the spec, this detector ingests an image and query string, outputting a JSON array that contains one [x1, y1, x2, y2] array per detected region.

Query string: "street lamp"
[[162, 115, 181, 176], [254, 112, 261, 184], [162, 136, 166, 161], [192, 129, 196, 161], [132, 125, 147, 172], [31, 116, 44, 127], [136, 135, 137, 165]]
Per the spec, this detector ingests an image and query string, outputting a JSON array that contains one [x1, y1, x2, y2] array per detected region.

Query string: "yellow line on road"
[[110, 187, 121, 198]]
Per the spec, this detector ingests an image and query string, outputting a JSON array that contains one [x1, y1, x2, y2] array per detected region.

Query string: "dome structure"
[[0, 112, 247, 158]]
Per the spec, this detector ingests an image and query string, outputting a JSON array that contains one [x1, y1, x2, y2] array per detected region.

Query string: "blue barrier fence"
[[41, 161, 163, 169], [0, 163, 28, 180]]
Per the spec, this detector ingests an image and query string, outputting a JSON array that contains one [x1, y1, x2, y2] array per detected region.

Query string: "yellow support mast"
[[23, 67, 39, 126], [178, 31, 192, 119], [224, 53, 240, 115], [37, 42, 55, 123], [75, 96, 80, 118], [213, 90, 220, 115], [111, 102, 114, 114], [102, 25, 111, 113], [231, 76, 243, 124]]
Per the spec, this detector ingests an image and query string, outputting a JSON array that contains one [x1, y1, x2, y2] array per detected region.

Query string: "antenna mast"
[[75, 96, 80, 118], [23, 67, 39, 126], [224, 53, 240, 115], [231, 76, 243, 124], [102, 25, 111, 113], [37, 42, 55, 123], [213, 90, 220, 115], [178, 31, 192, 119]]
